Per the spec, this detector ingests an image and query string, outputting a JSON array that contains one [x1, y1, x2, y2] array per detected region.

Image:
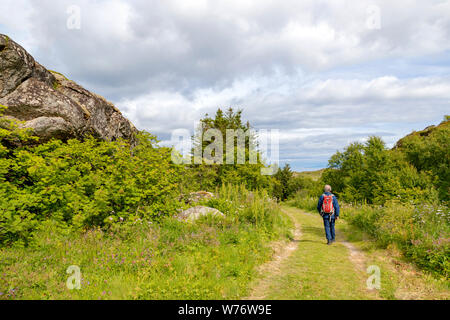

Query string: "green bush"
[[185, 108, 273, 192], [0, 127, 183, 246]]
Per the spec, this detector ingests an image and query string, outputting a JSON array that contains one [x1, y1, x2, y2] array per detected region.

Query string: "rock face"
[[0, 34, 137, 143], [177, 206, 225, 222]]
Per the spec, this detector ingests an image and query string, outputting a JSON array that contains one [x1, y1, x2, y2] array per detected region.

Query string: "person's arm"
[[317, 195, 324, 213], [333, 196, 340, 218]]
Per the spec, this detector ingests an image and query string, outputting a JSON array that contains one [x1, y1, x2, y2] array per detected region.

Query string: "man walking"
[[317, 185, 340, 245]]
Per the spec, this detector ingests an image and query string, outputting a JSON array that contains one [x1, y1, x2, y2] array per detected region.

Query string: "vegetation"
[[0, 106, 291, 299], [184, 108, 273, 192], [322, 136, 438, 205], [1, 102, 448, 298], [273, 164, 322, 202], [289, 117, 450, 279], [340, 202, 449, 277], [0, 124, 183, 246], [0, 184, 289, 299], [395, 118, 450, 202], [250, 206, 449, 299]]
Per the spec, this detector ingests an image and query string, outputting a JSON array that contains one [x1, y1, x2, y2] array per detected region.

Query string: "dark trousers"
[[323, 215, 335, 241]]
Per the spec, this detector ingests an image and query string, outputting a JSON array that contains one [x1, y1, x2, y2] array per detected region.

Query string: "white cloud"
[[118, 73, 450, 168], [1, 0, 449, 169]]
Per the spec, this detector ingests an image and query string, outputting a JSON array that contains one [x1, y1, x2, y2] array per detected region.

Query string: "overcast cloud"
[[1, 0, 449, 170]]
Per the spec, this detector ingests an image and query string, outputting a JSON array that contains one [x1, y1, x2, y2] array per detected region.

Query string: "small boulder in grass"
[[177, 206, 224, 222]]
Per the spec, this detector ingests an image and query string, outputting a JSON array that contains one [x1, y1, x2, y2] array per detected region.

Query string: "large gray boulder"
[[0, 34, 137, 143], [177, 206, 225, 222]]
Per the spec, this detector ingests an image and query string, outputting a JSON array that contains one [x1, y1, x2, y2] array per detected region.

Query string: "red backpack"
[[321, 194, 334, 214]]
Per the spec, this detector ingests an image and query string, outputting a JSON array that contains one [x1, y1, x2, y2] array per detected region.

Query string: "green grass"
[[0, 184, 290, 300], [2, 193, 447, 300], [0, 217, 282, 299], [258, 205, 449, 300], [48, 70, 69, 81], [260, 206, 376, 299], [291, 193, 450, 279]]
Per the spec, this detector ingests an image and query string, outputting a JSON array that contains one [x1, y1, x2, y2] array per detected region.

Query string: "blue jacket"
[[317, 192, 340, 217]]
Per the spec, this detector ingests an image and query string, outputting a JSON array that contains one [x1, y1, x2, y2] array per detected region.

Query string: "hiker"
[[317, 185, 340, 245]]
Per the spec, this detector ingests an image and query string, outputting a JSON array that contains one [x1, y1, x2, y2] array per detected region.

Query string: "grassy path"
[[245, 205, 449, 300]]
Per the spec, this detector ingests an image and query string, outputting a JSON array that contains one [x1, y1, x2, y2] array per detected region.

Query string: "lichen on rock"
[[0, 34, 137, 144]]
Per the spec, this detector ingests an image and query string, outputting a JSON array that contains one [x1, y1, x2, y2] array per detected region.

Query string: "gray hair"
[[324, 185, 332, 192]]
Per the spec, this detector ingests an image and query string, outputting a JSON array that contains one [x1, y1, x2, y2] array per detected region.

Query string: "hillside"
[[293, 169, 324, 181], [394, 116, 450, 149], [393, 117, 450, 202]]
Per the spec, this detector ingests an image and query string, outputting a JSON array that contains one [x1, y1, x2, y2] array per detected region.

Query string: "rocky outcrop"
[[0, 34, 137, 143], [394, 117, 450, 149]]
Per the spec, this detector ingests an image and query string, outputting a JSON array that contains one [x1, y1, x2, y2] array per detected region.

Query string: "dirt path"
[[337, 232, 381, 299], [244, 205, 449, 300], [243, 208, 302, 299], [245, 206, 378, 299]]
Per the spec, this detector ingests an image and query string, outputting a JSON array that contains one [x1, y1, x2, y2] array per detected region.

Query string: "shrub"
[[0, 129, 183, 246]]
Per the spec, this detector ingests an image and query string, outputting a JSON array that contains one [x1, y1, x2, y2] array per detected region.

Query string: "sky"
[[1, 0, 449, 171]]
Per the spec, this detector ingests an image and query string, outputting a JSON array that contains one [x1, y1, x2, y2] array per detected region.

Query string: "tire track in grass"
[[243, 208, 302, 299], [337, 232, 381, 299]]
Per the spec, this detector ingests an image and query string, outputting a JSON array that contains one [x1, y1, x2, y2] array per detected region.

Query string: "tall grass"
[[289, 190, 318, 213], [198, 183, 289, 237], [0, 183, 290, 300], [342, 201, 449, 278]]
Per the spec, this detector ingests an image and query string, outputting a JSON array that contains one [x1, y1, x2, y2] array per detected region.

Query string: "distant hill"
[[293, 169, 325, 181]]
